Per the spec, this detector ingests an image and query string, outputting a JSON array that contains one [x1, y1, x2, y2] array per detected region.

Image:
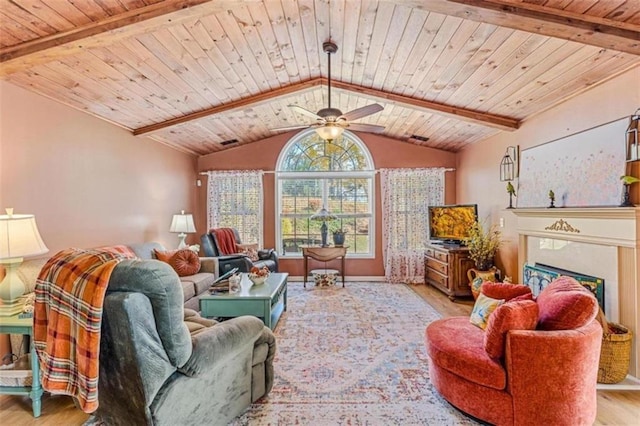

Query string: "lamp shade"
[[169, 211, 196, 234], [310, 208, 338, 222], [0, 211, 49, 260], [315, 124, 344, 141]]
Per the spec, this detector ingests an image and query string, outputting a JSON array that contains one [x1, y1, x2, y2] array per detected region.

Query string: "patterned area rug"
[[231, 282, 478, 425]]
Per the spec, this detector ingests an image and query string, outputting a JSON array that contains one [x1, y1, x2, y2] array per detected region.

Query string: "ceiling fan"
[[271, 41, 385, 141]]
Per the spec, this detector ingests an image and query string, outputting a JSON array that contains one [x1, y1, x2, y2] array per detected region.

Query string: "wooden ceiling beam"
[[399, 0, 640, 55], [134, 77, 520, 136], [133, 79, 324, 136], [0, 0, 260, 77], [328, 79, 520, 131]]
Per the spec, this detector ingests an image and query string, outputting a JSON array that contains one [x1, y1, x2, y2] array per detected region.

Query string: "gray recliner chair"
[[92, 259, 276, 425]]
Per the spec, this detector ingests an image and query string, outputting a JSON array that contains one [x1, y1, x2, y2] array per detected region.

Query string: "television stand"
[[424, 243, 474, 302]]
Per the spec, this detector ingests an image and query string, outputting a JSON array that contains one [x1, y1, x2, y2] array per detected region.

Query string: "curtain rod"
[[199, 168, 455, 175]]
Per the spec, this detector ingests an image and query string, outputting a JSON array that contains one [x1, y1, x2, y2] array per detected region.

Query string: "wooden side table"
[[301, 246, 348, 288], [0, 314, 42, 417]]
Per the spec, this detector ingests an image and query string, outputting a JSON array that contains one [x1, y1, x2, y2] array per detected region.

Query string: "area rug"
[[231, 282, 478, 425]]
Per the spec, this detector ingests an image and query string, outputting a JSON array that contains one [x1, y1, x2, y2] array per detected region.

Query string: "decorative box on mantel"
[[510, 207, 640, 386]]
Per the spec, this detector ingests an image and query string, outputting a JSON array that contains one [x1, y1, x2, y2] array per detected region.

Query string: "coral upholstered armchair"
[[425, 277, 602, 426]]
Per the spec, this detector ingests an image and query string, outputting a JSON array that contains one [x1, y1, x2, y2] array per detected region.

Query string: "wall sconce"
[[625, 108, 639, 162], [500, 146, 519, 181]]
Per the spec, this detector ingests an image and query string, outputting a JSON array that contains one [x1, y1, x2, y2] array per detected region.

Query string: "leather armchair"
[[201, 228, 278, 274]]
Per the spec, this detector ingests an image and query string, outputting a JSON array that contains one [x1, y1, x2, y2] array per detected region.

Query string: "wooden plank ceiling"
[[1, 0, 639, 156]]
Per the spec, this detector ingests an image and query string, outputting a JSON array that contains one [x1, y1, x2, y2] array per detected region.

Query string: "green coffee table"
[[200, 272, 288, 330]]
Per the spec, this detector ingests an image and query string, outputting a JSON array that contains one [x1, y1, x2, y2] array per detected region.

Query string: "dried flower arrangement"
[[464, 221, 502, 270]]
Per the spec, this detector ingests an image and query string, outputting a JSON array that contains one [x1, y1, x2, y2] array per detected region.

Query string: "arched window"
[[276, 129, 375, 257]]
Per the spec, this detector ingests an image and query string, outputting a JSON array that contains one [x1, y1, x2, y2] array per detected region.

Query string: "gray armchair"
[[92, 259, 276, 425]]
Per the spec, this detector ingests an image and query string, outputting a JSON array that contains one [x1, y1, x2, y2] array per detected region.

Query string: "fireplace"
[[511, 207, 640, 386]]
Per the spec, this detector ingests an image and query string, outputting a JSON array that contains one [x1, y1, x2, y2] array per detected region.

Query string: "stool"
[[310, 269, 339, 287]]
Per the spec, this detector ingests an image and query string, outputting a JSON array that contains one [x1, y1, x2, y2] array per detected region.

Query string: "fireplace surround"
[[511, 207, 639, 383]]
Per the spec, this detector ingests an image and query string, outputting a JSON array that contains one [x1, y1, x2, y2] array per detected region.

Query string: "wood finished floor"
[[1, 282, 638, 425]]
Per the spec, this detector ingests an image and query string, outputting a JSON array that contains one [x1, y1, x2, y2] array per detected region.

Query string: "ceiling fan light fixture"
[[315, 124, 344, 141]]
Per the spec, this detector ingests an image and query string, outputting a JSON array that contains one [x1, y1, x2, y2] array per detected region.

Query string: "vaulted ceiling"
[[1, 0, 639, 156]]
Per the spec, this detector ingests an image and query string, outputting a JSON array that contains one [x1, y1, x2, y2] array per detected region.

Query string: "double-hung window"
[[206, 170, 264, 246], [276, 129, 375, 257]]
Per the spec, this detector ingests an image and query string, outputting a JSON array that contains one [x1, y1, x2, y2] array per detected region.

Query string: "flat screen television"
[[428, 204, 478, 245]]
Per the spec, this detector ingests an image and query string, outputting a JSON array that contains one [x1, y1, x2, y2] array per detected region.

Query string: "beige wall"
[[198, 131, 457, 277], [456, 66, 640, 280], [0, 81, 198, 257]]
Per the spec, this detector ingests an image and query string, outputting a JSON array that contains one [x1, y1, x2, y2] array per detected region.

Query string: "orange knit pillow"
[[154, 249, 201, 277], [483, 299, 539, 359]]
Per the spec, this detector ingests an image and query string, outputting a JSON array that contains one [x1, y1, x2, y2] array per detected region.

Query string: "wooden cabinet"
[[424, 243, 475, 301]]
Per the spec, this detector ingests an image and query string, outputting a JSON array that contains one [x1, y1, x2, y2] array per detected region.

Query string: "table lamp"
[[169, 210, 196, 249], [310, 207, 337, 247], [0, 208, 49, 316]]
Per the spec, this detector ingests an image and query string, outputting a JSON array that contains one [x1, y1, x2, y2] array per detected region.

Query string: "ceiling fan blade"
[[270, 124, 311, 132], [346, 123, 385, 133], [339, 103, 384, 122], [288, 105, 322, 120]]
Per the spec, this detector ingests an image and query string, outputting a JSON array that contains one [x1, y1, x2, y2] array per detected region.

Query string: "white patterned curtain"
[[207, 170, 264, 246], [380, 168, 446, 283]]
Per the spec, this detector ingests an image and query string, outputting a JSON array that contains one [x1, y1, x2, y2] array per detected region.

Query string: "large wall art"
[[517, 117, 628, 208]]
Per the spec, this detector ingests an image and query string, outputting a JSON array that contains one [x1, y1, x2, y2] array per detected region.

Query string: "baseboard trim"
[[288, 276, 387, 282], [596, 374, 640, 391]]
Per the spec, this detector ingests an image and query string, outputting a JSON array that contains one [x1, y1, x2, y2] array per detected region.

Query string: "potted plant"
[[620, 175, 639, 207], [464, 221, 502, 271], [332, 229, 346, 247]]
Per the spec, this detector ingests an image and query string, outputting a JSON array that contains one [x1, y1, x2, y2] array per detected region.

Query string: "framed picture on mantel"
[[517, 118, 628, 208]]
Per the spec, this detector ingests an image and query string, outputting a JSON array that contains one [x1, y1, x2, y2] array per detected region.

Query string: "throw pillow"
[[154, 249, 201, 277], [236, 243, 259, 262], [470, 293, 505, 330], [481, 282, 532, 301], [484, 300, 539, 359], [170, 249, 201, 277], [154, 249, 177, 263], [536, 276, 598, 330]]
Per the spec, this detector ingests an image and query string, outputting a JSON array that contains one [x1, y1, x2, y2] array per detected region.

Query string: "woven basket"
[[0, 354, 32, 387], [596, 310, 633, 384]]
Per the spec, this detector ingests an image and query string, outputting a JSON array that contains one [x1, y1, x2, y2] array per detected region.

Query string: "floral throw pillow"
[[236, 243, 259, 262], [470, 293, 505, 330]]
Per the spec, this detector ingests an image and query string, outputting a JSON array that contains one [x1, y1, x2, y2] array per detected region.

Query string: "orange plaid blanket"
[[33, 248, 134, 413]]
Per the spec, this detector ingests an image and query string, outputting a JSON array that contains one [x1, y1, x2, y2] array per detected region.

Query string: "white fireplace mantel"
[[511, 207, 640, 383]]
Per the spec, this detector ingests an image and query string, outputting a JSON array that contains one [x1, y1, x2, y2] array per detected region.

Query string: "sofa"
[[201, 228, 278, 274], [425, 277, 602, 426], [93, 258, 276, 425], [124, 242, 218, 311]]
